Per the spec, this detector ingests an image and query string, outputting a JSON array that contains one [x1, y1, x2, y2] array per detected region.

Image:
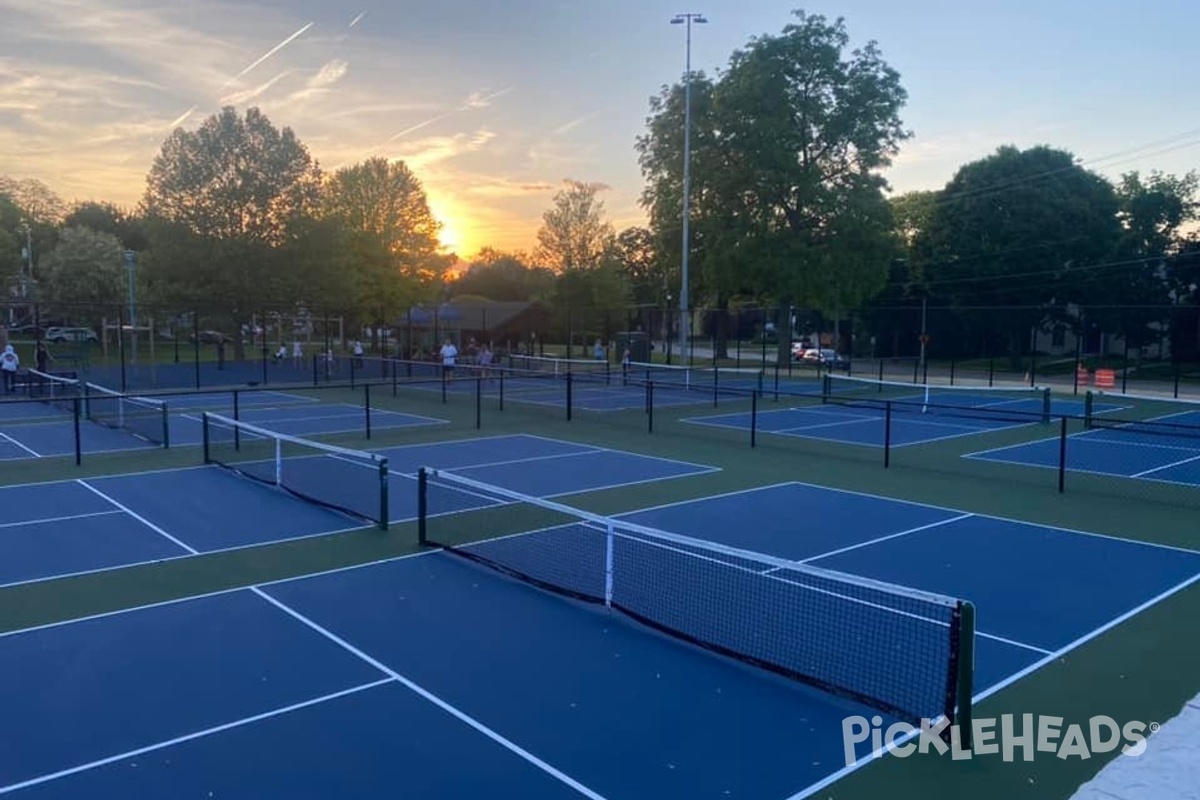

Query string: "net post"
[[883, 401, 892, 468], [73, 396, 82, 466], [417, 468, 428, 545], [475, 377, 482, 429], [566, 371, 573, 421], [365, 383, 372, 440], [952, 600, 975, 750], [350, 356, 356, 389], [274, 437, 282, 487], [1058, 416, 1068, 493], [750, 389, 757, 448], [312, 353, 318, 387], [1041, 387, 1051, 424], [161, 401, 170, 449], [441, 366, 447, 404], [1084, 391, 1094, 429], [821, 374, 831, 403], [201, 412, 210, 463], [499, 374, 505, 411], [712, 364, 719, 408], [392, 360, 398, 398], [378, 456, 388, 531]]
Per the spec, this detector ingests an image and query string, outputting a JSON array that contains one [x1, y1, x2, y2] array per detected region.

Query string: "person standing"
[[1, 344, 19, 393], [439, 338, 458, 378]]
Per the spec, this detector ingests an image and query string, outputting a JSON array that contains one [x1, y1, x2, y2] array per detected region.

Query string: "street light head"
[[696, 15, 708, 23], [670, 16, 684, 24]]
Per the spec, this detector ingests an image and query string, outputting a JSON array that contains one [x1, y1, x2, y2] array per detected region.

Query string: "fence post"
[[883, 401, 892, 468], [1058, 416, 1068, 493], [73, 396, 82, 466], [475, 377, 482, 429], [417, 468, 428, 545], [365, 383, 372, 439], [647, 381, 654, 433], [566, 371, 573, 421], [750, 389, 757, 448]]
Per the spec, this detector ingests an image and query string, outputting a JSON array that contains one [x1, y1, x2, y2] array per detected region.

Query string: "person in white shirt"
[[1, 344, 18, 393], [352, 339, 364, 369], [439, 339, 458, 377]]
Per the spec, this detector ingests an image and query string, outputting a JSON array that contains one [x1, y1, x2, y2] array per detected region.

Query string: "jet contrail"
[[225, 22, 314, 86], [348, 12, 365, 29], [168, 107, 196, 128]]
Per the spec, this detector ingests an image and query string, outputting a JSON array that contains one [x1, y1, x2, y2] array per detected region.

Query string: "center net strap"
[[202, 412, 389, 529], [417, 468, 974, 729]]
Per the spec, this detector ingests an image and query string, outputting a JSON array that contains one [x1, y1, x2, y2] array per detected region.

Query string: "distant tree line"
[[1, 8, 1196, 362]]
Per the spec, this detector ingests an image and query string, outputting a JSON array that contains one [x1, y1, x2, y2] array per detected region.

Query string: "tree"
[[140, 107, 322, 354], [0, 177, 65, 294], [0, 193, 24, 294], [918, 145, 1123, 362], [63, 202, 148, 251], [36, 226, 125, 309], [611, 226, 670, 306], [637, 10, 908, 356], [534, 181, 615, 271], [453, 248, 555, 303], [320, 157, 446, 322]]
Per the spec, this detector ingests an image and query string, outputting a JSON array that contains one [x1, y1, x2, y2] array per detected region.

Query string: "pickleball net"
[[416, 467, 975, 730], [84, 382, 170, 447], [25, 369, 82, 414], [621, 361, 765, 394], [824, 373, 1051, 422], [202, 412, 389, 529]]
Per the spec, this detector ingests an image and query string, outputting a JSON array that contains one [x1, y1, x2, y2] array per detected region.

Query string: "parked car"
[[45, 326, 98, 343], [796, 346, 849, 369]]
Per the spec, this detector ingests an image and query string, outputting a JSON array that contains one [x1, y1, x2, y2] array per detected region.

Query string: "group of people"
[[270, 339, 368, 371]]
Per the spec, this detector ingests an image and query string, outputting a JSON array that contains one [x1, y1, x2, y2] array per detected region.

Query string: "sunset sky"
[[1, 0, 1197, 259]]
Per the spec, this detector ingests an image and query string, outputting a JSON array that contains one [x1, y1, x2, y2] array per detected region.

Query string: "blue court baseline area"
[[1, 482, 1197, 798], [0, 400, 447, 460], [0, 434, 719, 588], [965, 408, 1200, 487]]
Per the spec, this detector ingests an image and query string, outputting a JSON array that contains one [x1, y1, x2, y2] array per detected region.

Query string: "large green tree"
[[319, 157, 447, 326], [63, 201, 148, 251], [917, 145, 1123, 360], [140, 107, 323, 353], [637, 10, 908, 355]]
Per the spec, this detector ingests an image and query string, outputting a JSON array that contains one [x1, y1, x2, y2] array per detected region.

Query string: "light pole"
[[671, 12, 706, 362]]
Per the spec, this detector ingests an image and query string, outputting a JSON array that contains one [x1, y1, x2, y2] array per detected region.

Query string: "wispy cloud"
[[348, 12, 366, 30], [463, 178, 557, 198], [392, 129, 498, 170], [550, 112, 600, 137], [387, 87, 515, 142], [220, 71, 293, 106]]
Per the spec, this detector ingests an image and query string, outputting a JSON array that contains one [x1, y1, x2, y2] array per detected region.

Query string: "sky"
[[0, 0, 1198, 259]]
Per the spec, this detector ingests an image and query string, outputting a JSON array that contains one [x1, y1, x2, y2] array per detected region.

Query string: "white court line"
[[253, 588, 610, 800], [1133, 452, 1200, 478], [0, 678, 395, 795], [74, 480, 198, 555], [0, 509, 124, 530], [0, 431, 40, 457], [793, 513, 975, 565]]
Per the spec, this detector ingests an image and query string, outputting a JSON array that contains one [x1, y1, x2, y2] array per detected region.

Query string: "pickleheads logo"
[[842, 714, 1157, 766]]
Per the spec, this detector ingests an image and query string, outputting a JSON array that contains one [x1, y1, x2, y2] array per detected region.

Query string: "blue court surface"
[[0, 394, 445, 460], [0, 434, 717, 588], [965, 408, 1200, 487], [683, 393, 1104, 448], [0, 481, 1196, 798]]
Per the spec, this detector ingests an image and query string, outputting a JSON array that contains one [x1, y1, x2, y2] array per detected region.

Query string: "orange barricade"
[[1076, 364, 1090, 385], [1095, 369, 1115, 389]]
